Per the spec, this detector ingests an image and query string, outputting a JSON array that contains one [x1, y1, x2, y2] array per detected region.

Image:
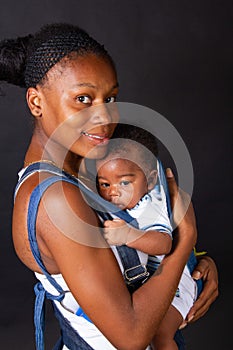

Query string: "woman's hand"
[[166, 168, 219, 326], [166, 168, 197, 249], [186, 256, 219, 324]]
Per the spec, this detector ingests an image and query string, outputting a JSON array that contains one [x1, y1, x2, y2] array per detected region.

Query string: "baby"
[[96, 126, 197, 349]]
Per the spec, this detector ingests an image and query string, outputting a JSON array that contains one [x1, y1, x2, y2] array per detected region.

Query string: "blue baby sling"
[[15, 160, 201, 350]]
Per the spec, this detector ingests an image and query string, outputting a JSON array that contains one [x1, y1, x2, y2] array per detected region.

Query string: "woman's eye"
[[77, 96, 92, 104], [105, 96, 116, 104]]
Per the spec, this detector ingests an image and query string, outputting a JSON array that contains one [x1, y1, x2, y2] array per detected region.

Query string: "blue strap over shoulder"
[[23, 162, 149, 288], [19, 162, 149, 349], [27, 174, 95, 350], [16, 160, 198, 350], [17, 164, 96, 350]]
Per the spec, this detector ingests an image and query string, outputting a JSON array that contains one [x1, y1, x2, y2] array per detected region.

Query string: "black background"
[[0, 0, 232, 349]]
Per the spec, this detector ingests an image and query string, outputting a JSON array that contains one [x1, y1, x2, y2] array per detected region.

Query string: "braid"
[[24, 23, 114, 88], [0, 23, 115, 88], [0, 35, 32, 87]]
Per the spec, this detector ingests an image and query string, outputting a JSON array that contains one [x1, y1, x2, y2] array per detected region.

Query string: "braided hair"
[[0, 23, 115, 88]]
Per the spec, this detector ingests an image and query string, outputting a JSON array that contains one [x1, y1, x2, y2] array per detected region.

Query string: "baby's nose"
[[109, 184, 120, 196]]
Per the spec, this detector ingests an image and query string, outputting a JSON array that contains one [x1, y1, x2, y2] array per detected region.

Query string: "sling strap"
[[26, 174, 94, 350], [19, 162, 151, 288], [17, 162, 151, 349], [15, 161, 197, 349]]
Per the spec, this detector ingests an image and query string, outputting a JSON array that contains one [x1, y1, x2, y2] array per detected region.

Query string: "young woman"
[[0, 23, 218, 350]]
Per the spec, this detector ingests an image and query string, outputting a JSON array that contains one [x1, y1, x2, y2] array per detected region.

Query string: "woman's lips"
[[81, 131, 110, 145]]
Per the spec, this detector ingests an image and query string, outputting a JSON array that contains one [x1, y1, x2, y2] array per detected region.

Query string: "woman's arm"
[[35, 171, 196, 350]]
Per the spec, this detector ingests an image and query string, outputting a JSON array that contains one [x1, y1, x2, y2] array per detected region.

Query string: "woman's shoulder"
[[13, 164, 105, 274], [14, 162, 81, 201]]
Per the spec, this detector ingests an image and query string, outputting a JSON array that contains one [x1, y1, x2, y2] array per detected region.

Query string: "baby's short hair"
[[102, 124, 158, 175]]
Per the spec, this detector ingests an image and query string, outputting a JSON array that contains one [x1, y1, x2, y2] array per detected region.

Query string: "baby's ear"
[[147, 170, 158, 191]]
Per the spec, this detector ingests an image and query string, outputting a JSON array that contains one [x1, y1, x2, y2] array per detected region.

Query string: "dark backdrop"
[[0, 1, 232, 349]]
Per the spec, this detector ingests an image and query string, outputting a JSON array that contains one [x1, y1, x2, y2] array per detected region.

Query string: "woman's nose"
[[91, 104, 111, 125]]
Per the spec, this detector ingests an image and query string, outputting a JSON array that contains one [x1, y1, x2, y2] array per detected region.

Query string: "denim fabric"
[[19, 161, 189, 350], [174, 330, 186, 350], [186, 250, 203, 296], [34, 281, 65, 350], [25, 171, 95, 350], [53, 304, 94, 350]]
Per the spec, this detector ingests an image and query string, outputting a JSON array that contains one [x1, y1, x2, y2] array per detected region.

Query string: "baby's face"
[[97, 158, 148, 209]]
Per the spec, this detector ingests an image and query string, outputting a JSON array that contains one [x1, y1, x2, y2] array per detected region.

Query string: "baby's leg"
[[151, 305, 183, 350]]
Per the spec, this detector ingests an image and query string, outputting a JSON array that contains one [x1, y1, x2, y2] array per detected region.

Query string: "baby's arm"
[[103, 218, 172, 255]]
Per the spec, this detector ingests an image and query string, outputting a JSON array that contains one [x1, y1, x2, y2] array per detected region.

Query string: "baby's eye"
[[77, 95, 92, 104], [99, 182, 110, 188], [120, 180, 131, 186], [105, 96, 116, 104]]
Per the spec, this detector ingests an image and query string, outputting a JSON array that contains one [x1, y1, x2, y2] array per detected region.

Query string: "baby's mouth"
[[110, 198, 126, 209]]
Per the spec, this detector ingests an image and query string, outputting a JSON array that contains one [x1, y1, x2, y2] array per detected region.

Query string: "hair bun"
[[0, 34, 32, 87]]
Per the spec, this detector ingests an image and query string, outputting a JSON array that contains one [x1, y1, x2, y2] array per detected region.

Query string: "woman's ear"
[[147, 169, 158, 191], [26, 88, 42, 118]]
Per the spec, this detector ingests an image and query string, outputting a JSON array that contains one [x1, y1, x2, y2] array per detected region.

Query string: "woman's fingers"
[[192, 256, 218, 280], [187, 256, 219, 323], [166, 169, 219, 325], [166, 168, 194, 229], [166, 168, 178, 201], [187, 286, 216, 322]]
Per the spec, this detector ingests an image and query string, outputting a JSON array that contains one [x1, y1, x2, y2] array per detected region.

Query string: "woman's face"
[[33, 54, 119, 160]]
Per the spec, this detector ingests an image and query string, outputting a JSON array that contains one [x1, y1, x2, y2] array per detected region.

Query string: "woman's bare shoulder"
[[12, 172, 107, 273]]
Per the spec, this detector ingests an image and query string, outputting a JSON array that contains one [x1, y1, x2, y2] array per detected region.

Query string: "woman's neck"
[[24, 130, 83, 176], [24, 129, 96, 188]]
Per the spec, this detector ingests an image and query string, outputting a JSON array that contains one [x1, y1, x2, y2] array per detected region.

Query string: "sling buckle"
[[124, 264, 149, 282]]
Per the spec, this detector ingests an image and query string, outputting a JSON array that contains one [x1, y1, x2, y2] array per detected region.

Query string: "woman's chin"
[[84, 145, 109, 160]]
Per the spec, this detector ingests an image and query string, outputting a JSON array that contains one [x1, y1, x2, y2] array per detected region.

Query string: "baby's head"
[[96, 125, 158, 209]]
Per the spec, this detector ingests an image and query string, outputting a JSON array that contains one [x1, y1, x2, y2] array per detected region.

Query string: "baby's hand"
[[103, 219, 131, 245]]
